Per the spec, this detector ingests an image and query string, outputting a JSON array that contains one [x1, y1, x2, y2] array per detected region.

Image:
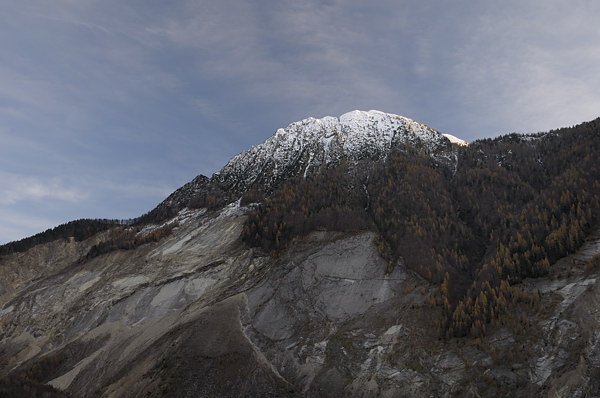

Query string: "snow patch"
[[442, 133, 469, 146], [217, 110, 464, 189], [218, 199, 243, 218]]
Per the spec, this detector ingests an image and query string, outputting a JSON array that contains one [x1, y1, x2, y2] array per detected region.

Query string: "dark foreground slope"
[[1, 114, 600, 397]]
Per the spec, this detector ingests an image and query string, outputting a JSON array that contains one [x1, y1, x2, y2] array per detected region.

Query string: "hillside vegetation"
[[242, 118, 600, 337]]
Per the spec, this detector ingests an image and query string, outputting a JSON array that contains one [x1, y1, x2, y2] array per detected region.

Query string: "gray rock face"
[[1, 204, 600, 397]]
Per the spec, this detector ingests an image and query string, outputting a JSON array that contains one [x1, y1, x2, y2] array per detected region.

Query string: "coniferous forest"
[[242, 118, 600, 337]]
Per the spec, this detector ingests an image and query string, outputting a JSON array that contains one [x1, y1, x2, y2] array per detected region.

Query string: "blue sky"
[[1, 0, 600, 244]]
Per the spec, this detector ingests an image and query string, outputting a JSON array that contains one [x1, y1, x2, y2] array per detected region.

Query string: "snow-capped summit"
[[216, 110, 465, 192]]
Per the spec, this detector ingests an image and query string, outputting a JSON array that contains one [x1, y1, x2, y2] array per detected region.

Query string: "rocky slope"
[[1, 111, 600, 397], [2, 202, 600, 397]]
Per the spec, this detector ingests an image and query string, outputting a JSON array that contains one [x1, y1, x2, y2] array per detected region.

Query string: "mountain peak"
[[273, 110, 465, 150], [281, 110, 423, 138], [339, 109, 411, 124], [217, 110, 464, 192]]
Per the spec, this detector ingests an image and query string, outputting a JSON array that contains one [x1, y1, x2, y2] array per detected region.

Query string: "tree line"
[[0, 219, 122, 256]]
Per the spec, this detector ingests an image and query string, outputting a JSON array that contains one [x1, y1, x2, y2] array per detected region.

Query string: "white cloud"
[[0, 172, 87, 205], [91, 179, 173, 201], [446, 1, 600, 136], [0, 208, 60, 244]]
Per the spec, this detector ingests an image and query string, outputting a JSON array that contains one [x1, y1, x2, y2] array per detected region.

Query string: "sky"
[[1, 0, 600, 244]]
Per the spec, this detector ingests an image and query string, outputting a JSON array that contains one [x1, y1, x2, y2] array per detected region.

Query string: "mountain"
[[134, 110, 462, 226], [216, 110, 459, 192], [1, 112, 600, 397]]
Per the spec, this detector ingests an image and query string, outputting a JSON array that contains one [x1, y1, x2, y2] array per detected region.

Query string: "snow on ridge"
[[217, 110, 464, 190], [241, 110, 443, 158], [442, 133, 469, 146]]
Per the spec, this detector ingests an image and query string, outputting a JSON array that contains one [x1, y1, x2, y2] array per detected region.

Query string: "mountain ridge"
[[120, 109, 466, 228], [2, 114, 600, 397], [216, 109, 462, 191], [0, 110, 458, 253]]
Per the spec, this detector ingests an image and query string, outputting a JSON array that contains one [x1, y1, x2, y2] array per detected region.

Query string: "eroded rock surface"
[[2, 204, 600, 397]]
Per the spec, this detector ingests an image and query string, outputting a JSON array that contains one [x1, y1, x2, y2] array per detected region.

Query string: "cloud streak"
[[0, 172, 87, 205], [444, 1, 600, 137], [0, 208, 60, 244]]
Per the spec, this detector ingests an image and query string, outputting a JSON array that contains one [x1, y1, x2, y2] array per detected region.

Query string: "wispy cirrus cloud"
[[0, 172, 88, 243], [145, 0, 412, 120], [444, 0, 600, 137], [0, 172, 87, 206], [0, 209, 60, 244], [2, 0, 600, 245]]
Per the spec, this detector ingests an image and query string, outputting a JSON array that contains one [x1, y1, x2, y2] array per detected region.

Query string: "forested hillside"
[[0, 219, 119, 256], [242, 118, 600, 337]]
